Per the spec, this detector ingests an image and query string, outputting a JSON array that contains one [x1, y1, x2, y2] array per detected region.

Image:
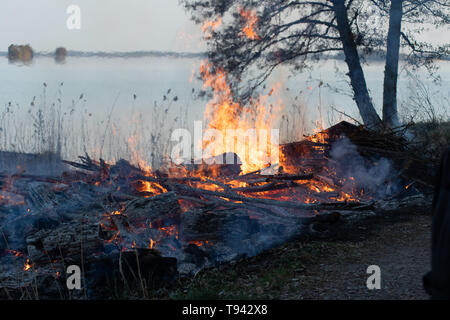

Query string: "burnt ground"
[[159, 204, 432, 300]]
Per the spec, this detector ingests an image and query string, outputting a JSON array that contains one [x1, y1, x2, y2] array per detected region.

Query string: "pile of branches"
[[61, 153, 375, 217], [0, 121, 434, 299]]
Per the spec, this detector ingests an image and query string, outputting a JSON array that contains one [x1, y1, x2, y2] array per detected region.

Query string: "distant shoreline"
[[0, 50, 206, 59], [0, 50, 448, 61]]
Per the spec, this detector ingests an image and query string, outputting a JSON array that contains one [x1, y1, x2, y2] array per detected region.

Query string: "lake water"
[[0, 56, 448, 166]]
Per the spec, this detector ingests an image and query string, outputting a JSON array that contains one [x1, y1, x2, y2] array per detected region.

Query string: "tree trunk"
[[332, 0, 381, 127], [382, 0, 403, 127]]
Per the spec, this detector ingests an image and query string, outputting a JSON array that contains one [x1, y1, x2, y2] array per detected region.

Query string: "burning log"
[[315, 174, 338, 188], [231, 181, 293, 193], [231, 173, 313, 183], [172, 183, 373, 212], [22, 219, 178, 298], [122, 191, 181, 229], [161, 176, 235, 194], [230, 177, 314, 193]]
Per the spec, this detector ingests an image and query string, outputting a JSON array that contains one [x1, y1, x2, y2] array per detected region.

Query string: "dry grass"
[[0, 84, 183, 169]]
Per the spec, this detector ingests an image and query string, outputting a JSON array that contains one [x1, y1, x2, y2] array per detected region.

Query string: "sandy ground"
[[287, 215, 432, 300]]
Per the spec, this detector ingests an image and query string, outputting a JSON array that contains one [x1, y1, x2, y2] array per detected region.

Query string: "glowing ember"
[[160, 225, 178, 239], [149, 238, 157, 249], [6, 249, 23, 257], [135, 180, 168, 196], [23, 259, 32, 271], [189, 240, 211, 247], [335, 192, 358, 202]]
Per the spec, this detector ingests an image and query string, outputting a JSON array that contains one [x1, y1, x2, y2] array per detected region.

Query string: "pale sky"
[[0, 0, 446, 53], [0, 0, 205, 52]]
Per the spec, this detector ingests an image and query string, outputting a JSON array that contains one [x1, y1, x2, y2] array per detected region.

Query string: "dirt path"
[[290, 215, 431, 300], [168, 211, 432, 300]]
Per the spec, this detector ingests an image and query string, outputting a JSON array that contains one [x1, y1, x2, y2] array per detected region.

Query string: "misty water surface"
[[0, 56, 448, 164]]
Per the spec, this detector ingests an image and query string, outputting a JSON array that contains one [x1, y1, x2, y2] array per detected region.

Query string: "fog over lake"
[[0, 56, 448, 165]]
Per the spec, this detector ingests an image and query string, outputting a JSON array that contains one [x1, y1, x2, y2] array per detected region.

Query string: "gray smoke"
[[329, 137, 398, 198]]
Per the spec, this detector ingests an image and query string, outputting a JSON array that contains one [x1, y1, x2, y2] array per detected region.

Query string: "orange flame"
[[336, 192, 357, 202], [200, 61, 282, 174], [201, 17, 222, 38], [135, 180, 167, 196], [240, 9, 260, 40], [127, 134, 153, 176], [23, 259, 32, 271], [160, 225, 178, 239], [189, 240, 211, 247]]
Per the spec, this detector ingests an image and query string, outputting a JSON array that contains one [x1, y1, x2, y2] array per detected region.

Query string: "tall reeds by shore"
[[0, 75, 448, 172]]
